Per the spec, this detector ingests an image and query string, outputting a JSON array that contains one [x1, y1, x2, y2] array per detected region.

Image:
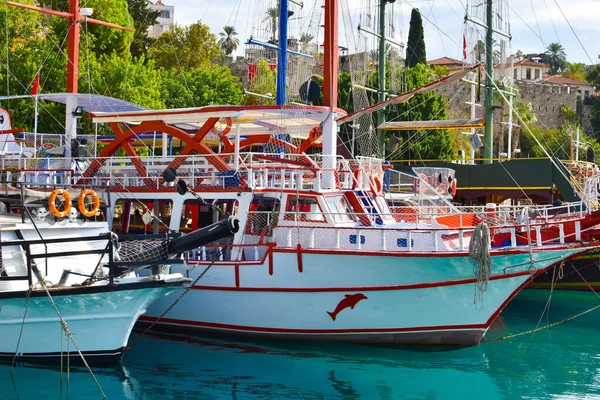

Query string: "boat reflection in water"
[[4, 289, 600, 399]]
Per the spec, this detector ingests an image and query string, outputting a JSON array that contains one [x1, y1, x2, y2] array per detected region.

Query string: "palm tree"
[[562, 62, 587, 81], [299, 32, 314, 45], [218, 26, 240, 56], [544, 42, 567, 74], [264, 7, 279, 42]]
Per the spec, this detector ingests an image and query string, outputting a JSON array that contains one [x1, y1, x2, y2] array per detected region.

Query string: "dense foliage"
[[0, 4, 243, 135]]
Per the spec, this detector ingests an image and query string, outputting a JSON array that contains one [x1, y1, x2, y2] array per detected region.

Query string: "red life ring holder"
[[451, 178, 457, 197], [352, 169, 361, 189], [370, 175, 383, 194]]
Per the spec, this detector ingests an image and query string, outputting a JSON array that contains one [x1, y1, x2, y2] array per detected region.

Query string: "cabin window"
[[181, 199, 238, 233], [246, 197, 280, 236], [285, 196, 325, 222], [324, 195, 354, 222], [526, 68, 531, 79], [113, 199, 172, 234]]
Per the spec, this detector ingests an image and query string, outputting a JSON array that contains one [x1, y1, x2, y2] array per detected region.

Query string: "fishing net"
[[116, 237, 170, 263]]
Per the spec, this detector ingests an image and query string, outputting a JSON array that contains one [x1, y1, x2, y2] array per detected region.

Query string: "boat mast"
[[483, 0, 494, 164], [322, 0, 339, 188], [377, 0, 394, 158], [276, 0, 288, 105]]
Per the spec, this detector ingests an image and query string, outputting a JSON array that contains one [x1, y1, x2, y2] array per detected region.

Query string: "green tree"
[[405, 8, 426, 68], [390, 64, 452, 159], [299, 32, 314, 45], [148, 22, 221, 69], [128, 0, 161, 59], [245, 59, 276, 105], [586, 65, 600, 87], [161, 66, 243, 108], [544, 42, 567, 75], [218, 26, 240, 56], [562, 62, 587, 81]]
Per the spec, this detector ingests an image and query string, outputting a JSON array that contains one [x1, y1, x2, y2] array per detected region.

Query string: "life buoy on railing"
[[78, 189, 100, 217], [370, 174, 383, 194], [570, 163, 582, 179], [352, 169, 361, 189], [451, 178, 457, 197], [48, 189, 72, 218]]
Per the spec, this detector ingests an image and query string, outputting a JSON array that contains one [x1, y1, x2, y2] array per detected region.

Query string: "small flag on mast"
[[463, 35, 467, 60], [31, 70, 40, 95]]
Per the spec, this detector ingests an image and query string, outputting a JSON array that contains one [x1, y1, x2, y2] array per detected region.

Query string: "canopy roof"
[[378, 118, 485, 131], [91, 105, 347, 138], [37, 93, 146, 113]]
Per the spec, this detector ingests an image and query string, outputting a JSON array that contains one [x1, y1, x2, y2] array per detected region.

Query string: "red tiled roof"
[[427, 57, 465, 66], [543, 74, 591, 86], [515, 59, 548, 67]]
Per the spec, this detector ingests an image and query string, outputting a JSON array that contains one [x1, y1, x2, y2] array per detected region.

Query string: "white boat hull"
[[141, 246, 583, 345], [0, 282, 181, 362]]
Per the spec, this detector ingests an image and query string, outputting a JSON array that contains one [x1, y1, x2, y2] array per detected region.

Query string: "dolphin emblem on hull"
[[327, 293, 368, 321]]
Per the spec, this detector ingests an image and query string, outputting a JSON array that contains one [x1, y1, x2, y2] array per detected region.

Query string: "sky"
[[163, 0, 600, 65]]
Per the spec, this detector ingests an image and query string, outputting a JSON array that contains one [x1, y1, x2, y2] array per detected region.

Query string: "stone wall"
[[435, 78, 581, 156]]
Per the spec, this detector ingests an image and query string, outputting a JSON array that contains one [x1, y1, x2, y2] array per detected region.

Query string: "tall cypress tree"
[[406, 8, 426, 68]]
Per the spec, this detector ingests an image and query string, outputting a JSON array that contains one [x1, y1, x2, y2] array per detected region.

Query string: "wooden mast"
[[322, 0, 339, 189]]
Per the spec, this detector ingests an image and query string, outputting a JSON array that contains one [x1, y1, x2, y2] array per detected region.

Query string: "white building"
[[147, 1, 174, 39], [494, 57, 548, 83]]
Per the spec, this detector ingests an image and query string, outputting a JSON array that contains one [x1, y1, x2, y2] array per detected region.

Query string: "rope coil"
[[470, 222, 492, 304]]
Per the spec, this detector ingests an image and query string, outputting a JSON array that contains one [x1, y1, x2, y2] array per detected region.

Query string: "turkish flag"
[[463, 35, 467, 59], [31, 70, 40, 95]]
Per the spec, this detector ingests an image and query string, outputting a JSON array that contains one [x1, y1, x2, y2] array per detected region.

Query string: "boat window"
[[246, 197, 280, 236], [113, 199, 172, 234], [285, 196, 325, 222], [324, 195, 354, 222], [181, 199, 239, 233]]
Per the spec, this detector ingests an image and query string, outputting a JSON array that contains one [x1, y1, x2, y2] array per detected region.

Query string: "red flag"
[[31, 71, 40, 95], [463, 35, 467, 60]]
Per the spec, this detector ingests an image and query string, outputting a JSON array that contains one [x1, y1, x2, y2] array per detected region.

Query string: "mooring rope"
[[33, 267, 107, 399], [11, 287, 32, 370], [489, 261, 600, 342], [470, 222, 491, 305]]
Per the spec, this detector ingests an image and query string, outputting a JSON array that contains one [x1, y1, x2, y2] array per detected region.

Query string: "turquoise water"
[[3, 289, 600, 399]]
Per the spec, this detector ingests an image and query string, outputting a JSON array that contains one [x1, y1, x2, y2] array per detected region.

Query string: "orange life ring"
[[451, 178, 457, 197], [352, 169, 362, 189], [78, 189, 100, 217], [48, 189, 72, 218]]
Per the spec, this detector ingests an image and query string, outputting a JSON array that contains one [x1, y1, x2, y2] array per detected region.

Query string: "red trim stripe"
[[138, 316, 487, 335], [191, 270, 533, 292], [234, 264, 240, 288]]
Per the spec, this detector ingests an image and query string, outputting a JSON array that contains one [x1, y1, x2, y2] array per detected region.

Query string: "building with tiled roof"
[[543, 75, 595, 100], [427, 57, 468, 73]]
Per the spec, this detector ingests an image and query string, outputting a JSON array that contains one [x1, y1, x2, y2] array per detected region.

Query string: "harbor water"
[[3, 289, 600, 399]]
